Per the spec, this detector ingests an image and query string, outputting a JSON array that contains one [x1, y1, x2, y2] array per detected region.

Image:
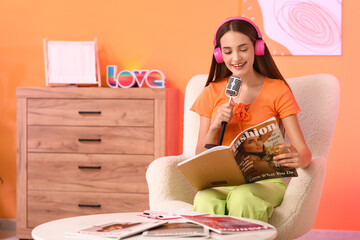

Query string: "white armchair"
[[146, 74, 340, 240]]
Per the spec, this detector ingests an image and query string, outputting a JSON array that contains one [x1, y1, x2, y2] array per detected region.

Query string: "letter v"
[[133, 70, 148, 87]]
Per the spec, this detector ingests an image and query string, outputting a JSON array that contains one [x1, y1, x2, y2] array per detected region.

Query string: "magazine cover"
[[177, 117, 298, 191], [65, 221, 167, 239], [181, 215, 273, 234]]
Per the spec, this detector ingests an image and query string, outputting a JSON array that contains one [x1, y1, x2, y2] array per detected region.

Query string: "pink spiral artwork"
[[242, 0, 342, 55], [275, 0, 341, 54]]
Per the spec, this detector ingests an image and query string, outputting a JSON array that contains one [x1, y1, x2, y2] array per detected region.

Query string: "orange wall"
[[0, 0, 359, 231]]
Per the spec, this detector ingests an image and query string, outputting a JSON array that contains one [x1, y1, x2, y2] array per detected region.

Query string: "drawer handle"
[[78, 166, 101, 170], [78, 204, 101, 208], [78, 138, 102, 142], [78, 111, 102, 115]]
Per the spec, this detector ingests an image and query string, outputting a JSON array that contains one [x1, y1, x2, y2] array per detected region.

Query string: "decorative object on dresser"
[[16, 87, 178, 239], [43, 38, 101, 87], [106, 66, 166, 89]]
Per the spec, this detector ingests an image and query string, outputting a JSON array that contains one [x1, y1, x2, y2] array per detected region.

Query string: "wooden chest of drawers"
[[16, 87, 177, 239]]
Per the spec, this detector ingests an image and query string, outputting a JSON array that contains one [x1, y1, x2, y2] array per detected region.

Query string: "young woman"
[[190, 17, 312, 222]]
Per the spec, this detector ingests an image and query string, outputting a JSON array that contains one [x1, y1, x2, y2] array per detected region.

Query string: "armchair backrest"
[[182, 74, 207, 156], [286, 74, 339, 159]]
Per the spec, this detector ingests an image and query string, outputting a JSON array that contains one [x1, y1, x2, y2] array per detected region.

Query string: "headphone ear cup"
[[213, 47, 224, 63], [255, 39, 265, 55]]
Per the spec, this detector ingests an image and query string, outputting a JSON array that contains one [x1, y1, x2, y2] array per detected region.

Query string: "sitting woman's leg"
[[193, 186, 234, 215], [226, 179, 286, 222]]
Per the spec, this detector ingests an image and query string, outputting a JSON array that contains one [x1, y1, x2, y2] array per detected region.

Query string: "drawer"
[[28, 153, 152, 193], [27, 99, 154, 126], [27, 191, 149, 228], [28, 126, 154, 154]]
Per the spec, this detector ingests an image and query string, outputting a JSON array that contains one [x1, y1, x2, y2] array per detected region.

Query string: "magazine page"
[[181, 215, 273, 234], [230, 117, 298, 183], [177, 148, 246, 191], [142, 222, 209, 238], [178, 145, 229, 165], [65, 221, 167, 239]]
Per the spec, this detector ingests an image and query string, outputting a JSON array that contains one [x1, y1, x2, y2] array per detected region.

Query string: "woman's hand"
[[210, 101, 235, 130], [195, 101, 235, 154], [273, 144, 309, 168]]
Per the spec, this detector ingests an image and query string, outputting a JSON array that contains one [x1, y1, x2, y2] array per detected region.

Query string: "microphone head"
[[225, 76, 242, 98]]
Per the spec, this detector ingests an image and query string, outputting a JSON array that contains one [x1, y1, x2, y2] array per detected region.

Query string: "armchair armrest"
[[270, 157, 326, 240], [146, 154, 197, 211]]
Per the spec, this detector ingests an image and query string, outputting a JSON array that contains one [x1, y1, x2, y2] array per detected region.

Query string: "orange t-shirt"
[[190, 77, 300, 146]]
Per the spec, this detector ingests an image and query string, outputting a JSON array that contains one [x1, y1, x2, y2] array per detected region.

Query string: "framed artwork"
[[239, 0, 342, 56], [44, 38, 101, 86]]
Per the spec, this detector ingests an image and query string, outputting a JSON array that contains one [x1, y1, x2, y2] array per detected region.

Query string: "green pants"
[[193, 178, 286, 222]]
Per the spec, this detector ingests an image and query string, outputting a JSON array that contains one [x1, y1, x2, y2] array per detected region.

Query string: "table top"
[[32, 212, 277, 240]]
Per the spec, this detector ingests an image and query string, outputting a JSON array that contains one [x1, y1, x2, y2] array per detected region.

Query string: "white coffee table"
[[32, 212, 277, 240]]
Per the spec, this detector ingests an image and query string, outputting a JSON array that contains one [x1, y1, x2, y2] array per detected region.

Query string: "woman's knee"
[[229, 182, 285, 205], [225, 184, 275, 222], [193, 188, 228, 214], [227, 184, 257, 202]]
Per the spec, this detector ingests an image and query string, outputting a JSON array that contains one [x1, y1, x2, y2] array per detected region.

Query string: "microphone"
[[217, 76, 242, 146]]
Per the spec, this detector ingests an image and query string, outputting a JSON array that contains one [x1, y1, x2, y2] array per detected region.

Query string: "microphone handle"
[[217, 96, 233, 146], [217, 121, 227, 145]]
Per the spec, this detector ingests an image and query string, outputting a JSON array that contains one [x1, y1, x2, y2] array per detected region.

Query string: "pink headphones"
[[213, 17, 265, 63]]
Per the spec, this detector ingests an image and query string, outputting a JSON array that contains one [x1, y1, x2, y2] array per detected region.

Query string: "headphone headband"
[[213, 17, 263, 46]]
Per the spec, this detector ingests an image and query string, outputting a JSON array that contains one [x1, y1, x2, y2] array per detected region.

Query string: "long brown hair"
[[206, 19, 285, 86]]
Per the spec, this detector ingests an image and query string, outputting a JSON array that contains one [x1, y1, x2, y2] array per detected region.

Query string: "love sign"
[[107, 65, 165, 88]]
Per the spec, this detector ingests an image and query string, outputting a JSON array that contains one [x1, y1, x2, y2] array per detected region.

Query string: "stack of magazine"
[[65, 213, 275, 239], [65, 221, 167, 240]]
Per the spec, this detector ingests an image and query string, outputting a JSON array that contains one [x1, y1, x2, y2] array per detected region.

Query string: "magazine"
[[177, 117, 298, 191], [142, 222, 210, 238], [65, 221, 167, 239], [181, 215, 273, 234], [139, 209, 208, 220]]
